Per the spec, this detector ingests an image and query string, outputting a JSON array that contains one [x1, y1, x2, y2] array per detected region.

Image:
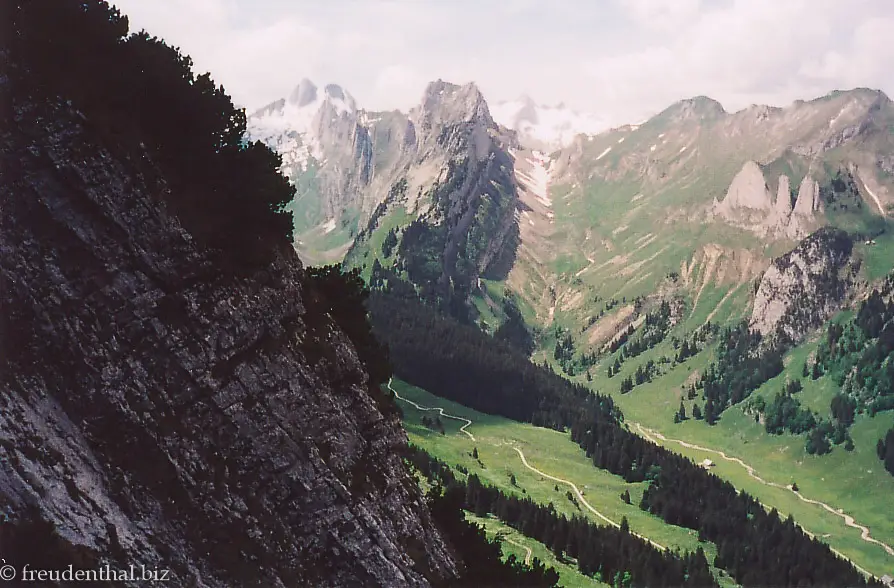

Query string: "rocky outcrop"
[[793, 177, 821, 216], [750, 228, 856, 343], [660, 96, 726, 123], [716, 161, 774, 213], [0, 89, 457, 585], [786, 177, 823, 238], [775, 175, 793, 216], [713, 162, 823, 239]]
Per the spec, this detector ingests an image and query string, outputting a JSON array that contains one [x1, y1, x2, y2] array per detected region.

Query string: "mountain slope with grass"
[[257, 75, 894, 580]]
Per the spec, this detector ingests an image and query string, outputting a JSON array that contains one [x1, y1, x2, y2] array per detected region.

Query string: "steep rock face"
[[716, 161, 773, 212], [793, 177, 821, 216], [713, 161, 823, 239], [333, 81, 521, 313], [786, 177, 823, 238], [289, 78, 319, 107], [248, 79, 521, 295], [750, 228, 856, 343], [0, 93, 457, 585], [775, 175, 793, 216]]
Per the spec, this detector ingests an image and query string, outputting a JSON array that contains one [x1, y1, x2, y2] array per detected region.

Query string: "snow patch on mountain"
[[491, 95, 609, 150], [595, 147, 612, 161], [246, 79, 357, 172]]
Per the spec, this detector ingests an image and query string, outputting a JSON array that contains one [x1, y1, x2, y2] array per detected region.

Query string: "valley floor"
[[588, 339, 894, 579], [393, 380, 739, 588], [393, 373, 894, 582]]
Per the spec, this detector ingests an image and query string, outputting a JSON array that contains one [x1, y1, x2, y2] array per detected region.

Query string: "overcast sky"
[[113, 0, 894, 127]]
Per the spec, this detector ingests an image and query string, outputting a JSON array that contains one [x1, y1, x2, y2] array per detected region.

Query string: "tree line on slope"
[[367, 284, 877, 587], [744, 379, 855, 455], [407, 446, 716, 588], [695, 322, 786, 424], [809, 276, 894, 469], [427, 486, 561, 587], [10, 0, 294, 269], [284, 264, 566, 586], [686, 230, 855, 426], [610, 316, 717, 397], [368, 291, 621, 430], [813, 278, 894, 416], [300, 266, 397, 414]]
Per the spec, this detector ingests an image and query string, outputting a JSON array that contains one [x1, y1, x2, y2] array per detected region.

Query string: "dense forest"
[[814, 277, 894, 415], [408, 446, 717, 588], [430, 487, 562, 587], [494, 294, 536, 356], [696, 322, 785, 424], [368, 290, 622, 430], [10, 0, 294, 269], [811, 277, 894, 464], [368, 280, 876, 587]]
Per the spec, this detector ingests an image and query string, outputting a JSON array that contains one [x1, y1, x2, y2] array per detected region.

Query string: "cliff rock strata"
[[750, 228, 856, 343], [0, 92, 457, 586]]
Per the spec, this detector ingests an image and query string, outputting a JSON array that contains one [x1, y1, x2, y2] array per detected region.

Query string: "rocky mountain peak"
[[661, 95, 726, 122], [323, 83, 357, 112], [417, 79, 492, 128], [514, 94, 540, 124], [824, 87, 890, 104], [288, 77, 318, 107]]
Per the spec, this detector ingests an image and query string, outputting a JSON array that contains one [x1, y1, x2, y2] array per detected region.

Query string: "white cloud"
[[617, 0, 703, 32], [112, 0, 894, 127], [585, 0, 894, 124], [373, 65, 429, 110]]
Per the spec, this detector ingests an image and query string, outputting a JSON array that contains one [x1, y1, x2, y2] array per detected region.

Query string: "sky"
[[112, 0, 894, 127]]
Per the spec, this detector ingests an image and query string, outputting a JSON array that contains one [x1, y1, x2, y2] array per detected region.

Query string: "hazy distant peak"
[[288, 78, 318, 107], [663, 96, 727, 121], [490, 95, 610, 150]]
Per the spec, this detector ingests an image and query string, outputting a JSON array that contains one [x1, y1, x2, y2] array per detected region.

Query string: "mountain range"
[[6, 2, 894, 584], [247, 78, 893, 341]]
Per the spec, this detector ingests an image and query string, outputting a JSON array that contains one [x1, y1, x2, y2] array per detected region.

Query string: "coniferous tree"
[[692, 403, 703, 420]]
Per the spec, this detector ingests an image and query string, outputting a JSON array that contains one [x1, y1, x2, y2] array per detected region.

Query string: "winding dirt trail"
[[511, 447, 666, 551], [391, 381, 664, 551], [633, 421, 894, 560], [506, 537, 533, 565], [389, 380, 475, 441], [391, 380, 888, 576]]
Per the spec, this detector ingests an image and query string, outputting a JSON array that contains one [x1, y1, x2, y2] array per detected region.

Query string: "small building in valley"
[[880, 574, 893, 588], [700, 458, 715, 469]]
